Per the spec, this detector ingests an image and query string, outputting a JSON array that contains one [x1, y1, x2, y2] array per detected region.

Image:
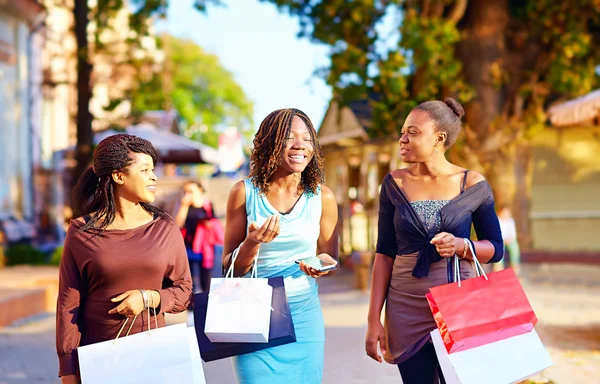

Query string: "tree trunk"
[[484, 149, 515, 209], [72, 0, 94, 191], [455, 0, 508, 139], [453, 0, 535, 248]]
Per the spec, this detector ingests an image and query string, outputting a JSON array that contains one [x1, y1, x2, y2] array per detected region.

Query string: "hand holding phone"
[[295, 253, 337, 278]]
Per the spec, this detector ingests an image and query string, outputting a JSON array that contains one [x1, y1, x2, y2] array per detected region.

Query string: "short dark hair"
[[184, 180, 205, 192], [414, 98, 465, 148]]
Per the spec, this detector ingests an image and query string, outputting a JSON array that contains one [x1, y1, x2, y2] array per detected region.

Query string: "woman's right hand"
[[246, 215, 280, 245], [180, 191, 193, 207], [61, 375, 79, 384], [365, 320, 387, 363]]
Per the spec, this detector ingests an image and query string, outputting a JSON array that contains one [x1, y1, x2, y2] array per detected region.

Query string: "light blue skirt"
[[232, 291, 325, 384]]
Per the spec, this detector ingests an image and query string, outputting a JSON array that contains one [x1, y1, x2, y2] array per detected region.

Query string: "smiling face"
[[111, 152, 157, 203], [279, 115, 315, 174], [398, 109, 447, 163]]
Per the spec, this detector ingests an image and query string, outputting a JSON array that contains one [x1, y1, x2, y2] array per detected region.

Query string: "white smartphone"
[[294, 256, 338, 272]]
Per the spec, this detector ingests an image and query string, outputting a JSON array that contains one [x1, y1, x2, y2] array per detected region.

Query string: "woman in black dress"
[[365, 98, 504, 383]]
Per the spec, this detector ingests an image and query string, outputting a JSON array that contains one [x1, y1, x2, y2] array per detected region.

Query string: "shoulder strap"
[[83, 214, 91, 224], [460, 170, 469, 193]]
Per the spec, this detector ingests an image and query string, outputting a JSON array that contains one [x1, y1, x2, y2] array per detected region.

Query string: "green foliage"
[[262, 0, 600, 139], [129, 34, 255, 148], [5, 244, 47, 266], [49, 246, 64, 266]]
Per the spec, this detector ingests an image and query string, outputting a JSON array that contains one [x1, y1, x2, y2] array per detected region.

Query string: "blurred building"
[[1, 0, 164, 248], [532, 91, 600, 256], [40, 0, 164, 138], [318, 100, 400, 256], [38, 0, 163, 244], [0, 0, 46, 244]]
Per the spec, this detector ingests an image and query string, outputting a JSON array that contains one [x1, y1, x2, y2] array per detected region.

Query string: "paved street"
[[1, 264, 599, 383]]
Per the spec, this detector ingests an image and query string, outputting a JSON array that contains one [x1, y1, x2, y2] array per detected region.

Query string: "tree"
[[73, 0, 94, 193], [71, 0, 220, 190], [129, 34, 254, 148], [262, 0, 600, 247]]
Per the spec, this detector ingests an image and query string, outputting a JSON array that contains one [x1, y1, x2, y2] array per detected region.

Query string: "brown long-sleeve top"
[[56, 216, 192, 377]]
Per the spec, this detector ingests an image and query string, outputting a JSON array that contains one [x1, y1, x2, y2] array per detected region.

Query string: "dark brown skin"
[[365, 109, 496, 363], [222, 116, 338, 279]]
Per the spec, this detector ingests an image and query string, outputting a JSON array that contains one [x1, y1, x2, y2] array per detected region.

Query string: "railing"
[[530, 210, 600, 219]]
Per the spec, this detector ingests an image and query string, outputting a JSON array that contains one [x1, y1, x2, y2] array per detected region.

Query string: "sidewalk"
[[520, 264, 600, 383], [0, 266, 59, 327], [0, 263, 599, 383]]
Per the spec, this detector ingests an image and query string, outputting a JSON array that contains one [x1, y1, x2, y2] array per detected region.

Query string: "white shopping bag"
[[79, 322, 203, 384], [431, 328, 553, 384], [187, 326, 206, 384], [204, 247, 273, 343], [205, 277, 272, 343]]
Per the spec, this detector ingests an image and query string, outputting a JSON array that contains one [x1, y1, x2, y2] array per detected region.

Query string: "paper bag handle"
[[453, 239, 488, 287], [225, 246, 260, 279], [113, 290, 159, 344]]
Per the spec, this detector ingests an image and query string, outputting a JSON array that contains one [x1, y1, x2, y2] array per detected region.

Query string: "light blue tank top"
[[244, 178, 321, 297]]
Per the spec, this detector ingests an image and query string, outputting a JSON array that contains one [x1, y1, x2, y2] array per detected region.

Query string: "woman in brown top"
[[365, 99, 504, 383], [56, 134, 193, 384]]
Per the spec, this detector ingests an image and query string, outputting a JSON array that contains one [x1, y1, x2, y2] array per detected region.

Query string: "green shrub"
[[49, 245, 63, 266], [5, 244, 47, 266], [0, 247, 6, 267]]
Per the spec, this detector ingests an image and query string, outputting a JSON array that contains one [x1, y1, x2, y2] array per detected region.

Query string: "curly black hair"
[[72, 134, 170, 233], [248, 108, 324, 196]]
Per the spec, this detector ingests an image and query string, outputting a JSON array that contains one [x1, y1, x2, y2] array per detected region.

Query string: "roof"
[[548, 89, 600, 127], [317, 99, 372, 146], [1, 0, 46, 26], [346, 99, 374, 130]]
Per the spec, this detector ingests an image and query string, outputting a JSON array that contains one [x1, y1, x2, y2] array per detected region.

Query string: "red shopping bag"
[[426, 268, 537, 354]]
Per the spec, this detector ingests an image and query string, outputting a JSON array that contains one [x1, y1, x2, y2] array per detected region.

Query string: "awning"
[[94, 123, 218, 164], [548, 89, 600, 127]]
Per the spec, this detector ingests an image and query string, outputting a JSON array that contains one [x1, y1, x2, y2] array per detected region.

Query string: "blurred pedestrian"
[[56, 134, 192, 384], [222, 108, 338, 383], [365, 98, 504, 383], [498, 205, 521, 275], [175, 180, 224, 293]]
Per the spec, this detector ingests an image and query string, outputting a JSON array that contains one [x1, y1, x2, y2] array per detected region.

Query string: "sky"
[[158, 0, 332, 131]]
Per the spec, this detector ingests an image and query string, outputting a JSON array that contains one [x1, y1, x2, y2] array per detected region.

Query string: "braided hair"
[[72, 134, 170, 233], [248, 108, 324, 196]]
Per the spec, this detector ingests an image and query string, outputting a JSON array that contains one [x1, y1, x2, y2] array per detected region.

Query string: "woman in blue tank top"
[[222, 108, 339, 384]]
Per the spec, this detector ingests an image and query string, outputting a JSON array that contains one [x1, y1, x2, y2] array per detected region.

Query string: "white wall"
[[0, 11, 36, 221]]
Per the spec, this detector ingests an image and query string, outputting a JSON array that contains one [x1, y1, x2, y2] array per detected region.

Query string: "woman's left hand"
[[430, 232, 460, 258], [299, 253, 336, 278], [108, 290, 145, 317]]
